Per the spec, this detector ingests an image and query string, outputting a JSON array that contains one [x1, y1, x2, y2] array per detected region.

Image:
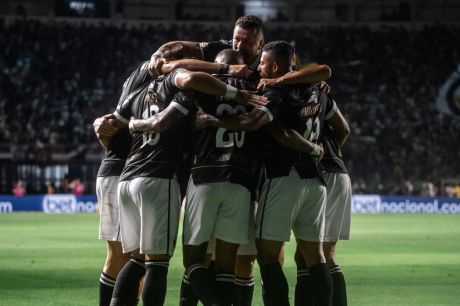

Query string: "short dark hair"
[[235, 15, 264, 37], [262, 40, 295, 66], [215, 49, 244, 65]]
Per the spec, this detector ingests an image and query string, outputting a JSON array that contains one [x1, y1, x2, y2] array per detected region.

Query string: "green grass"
[[1, 213, 460, 305]]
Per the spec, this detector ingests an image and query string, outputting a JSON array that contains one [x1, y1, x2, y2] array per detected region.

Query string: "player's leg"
[[255, 171, 304, 306], [97, 176, 130, 306], [138, 177, 181, 306], [256, 239, 288, 306], [234, 255, 256, 306], [234, 200, 257, 306], [294, 179, 332, 306], [322, 173, 352, 306], [110, 180, 145, 306], [294, 245, 315, 306], [214, 239, 239, 306], [323, 242, 347, 306], [182, 180, 221, 306], [100, 241, 131, 305], [213, 182, 251, 306]]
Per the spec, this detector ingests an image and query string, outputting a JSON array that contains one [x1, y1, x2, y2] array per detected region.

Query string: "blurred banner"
[[352, 195, 460, 214], [0, 194, 97, 213], [1, 194, 460, 214], [437, 67, 460, 119]]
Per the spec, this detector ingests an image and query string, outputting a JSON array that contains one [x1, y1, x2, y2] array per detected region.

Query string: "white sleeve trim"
[[257, 106, 274, 122], [170, 101, 189, 115], [113, 111, 130, 124], [325, 101, 338, 120], [173, 68, 187, 87]]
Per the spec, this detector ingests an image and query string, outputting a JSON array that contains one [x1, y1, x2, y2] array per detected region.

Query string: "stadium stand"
[[0, 18, 459, 195]]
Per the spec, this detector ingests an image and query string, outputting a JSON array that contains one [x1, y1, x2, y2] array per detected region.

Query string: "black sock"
[[260, 262, 289, 306], [180, 272, 198, 306], [309, 263, 333, 306], [261, 282, 269, 306], [330, 265, 347, 306], [234, 276, 254, 306], [100, 272, 116, 306], [142, 260, 169, 306], [208, 260, 216, 281], [110, 258, 145, 306], [215, 272, 235, 306], [295, 267, 315, 306], [187, 264, 218, 306]]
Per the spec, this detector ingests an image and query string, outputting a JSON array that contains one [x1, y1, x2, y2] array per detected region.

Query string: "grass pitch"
[[1, 213, 459, 306]]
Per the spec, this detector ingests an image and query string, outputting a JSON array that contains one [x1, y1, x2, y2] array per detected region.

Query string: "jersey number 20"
[[215, 104, 247, 148]]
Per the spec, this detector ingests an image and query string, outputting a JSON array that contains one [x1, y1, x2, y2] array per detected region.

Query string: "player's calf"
[[142, 254, 170, 306], [324, 242, 347, 306], [110, 253, 145, 306]]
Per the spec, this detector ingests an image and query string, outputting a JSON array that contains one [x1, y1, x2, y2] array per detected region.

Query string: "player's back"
[[191, 75, 259, 191], [97, 61, 153, 177], [115, 70, 195, 181], [261, 84, 331, 179]]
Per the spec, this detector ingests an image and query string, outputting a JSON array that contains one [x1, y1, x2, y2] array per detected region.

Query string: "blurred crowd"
[[1, 19, 459, 196]]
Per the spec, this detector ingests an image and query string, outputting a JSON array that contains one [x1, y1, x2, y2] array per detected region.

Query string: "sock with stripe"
[[142, 260, 169, 306], [215, 272, 235, 306], [99, 272, 116, 306], [234, 276, 254, 306], [295, 266, 315, 306], [110, 258, 145, 306], [180, 272, 198, 306], [186, 264, 219, 306], [330, 265, 347, 306], [260, 262, 289, 306], [309, 263, 333, 306]]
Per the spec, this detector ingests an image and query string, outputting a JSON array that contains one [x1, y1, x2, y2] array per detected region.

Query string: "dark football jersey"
[[97, 61, 152, 177], [114, 69, 196, 181], [260, 85, 334, 179], [321, 121, 348, 174], [190, 76, 260, 192]]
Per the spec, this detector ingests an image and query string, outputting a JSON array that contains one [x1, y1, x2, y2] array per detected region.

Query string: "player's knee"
[[183, 243, 208, 268], [235, 255, 255, 278], [323, 242, 337, 267], [297, 240, 325, 266]]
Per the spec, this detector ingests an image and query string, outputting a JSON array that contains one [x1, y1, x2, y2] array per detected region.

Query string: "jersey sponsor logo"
[[0, 201, 13, 213]]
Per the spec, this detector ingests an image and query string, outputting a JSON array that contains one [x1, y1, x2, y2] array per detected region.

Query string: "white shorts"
[[183, 179, 251, 245], [256, 168, 327, 242], [323, 173, 352, 241], [118, 177, 181, 255], [96, 176, 121, 241], [207, 201, 257, 257]]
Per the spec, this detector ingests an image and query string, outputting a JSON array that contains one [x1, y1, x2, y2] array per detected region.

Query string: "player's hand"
[[236, 90, 268, 107], [319, 81, 331, 94], [228, 64, 252, 78], [93, 114, 118, 137], [148, 52, 168, 77], [257, 78, 280, 91], [310, 143, 324, 161], [194, 107, 209, 130], [128, 118, 141, 134]]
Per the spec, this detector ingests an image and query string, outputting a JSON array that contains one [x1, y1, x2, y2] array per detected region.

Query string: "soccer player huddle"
[[93, 15, 352, 306]]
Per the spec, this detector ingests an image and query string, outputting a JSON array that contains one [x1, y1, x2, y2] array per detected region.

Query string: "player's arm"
[[149, 41, 202, 76], [326, 104, 350, 147], [257, 63, 331, 91], [93, 114, 127, 149], [265, 120, 323, 158], [197, 107, 272, 132], [129, 102, 189, 134], [160, 59, 250, 78], [174, 70, 266, 107]]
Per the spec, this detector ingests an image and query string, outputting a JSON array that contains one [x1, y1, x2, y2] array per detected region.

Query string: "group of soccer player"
[[93, 15, 352, 306]]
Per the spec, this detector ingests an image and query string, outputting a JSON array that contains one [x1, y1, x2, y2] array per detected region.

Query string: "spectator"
[[12, 180, 26, 196]]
